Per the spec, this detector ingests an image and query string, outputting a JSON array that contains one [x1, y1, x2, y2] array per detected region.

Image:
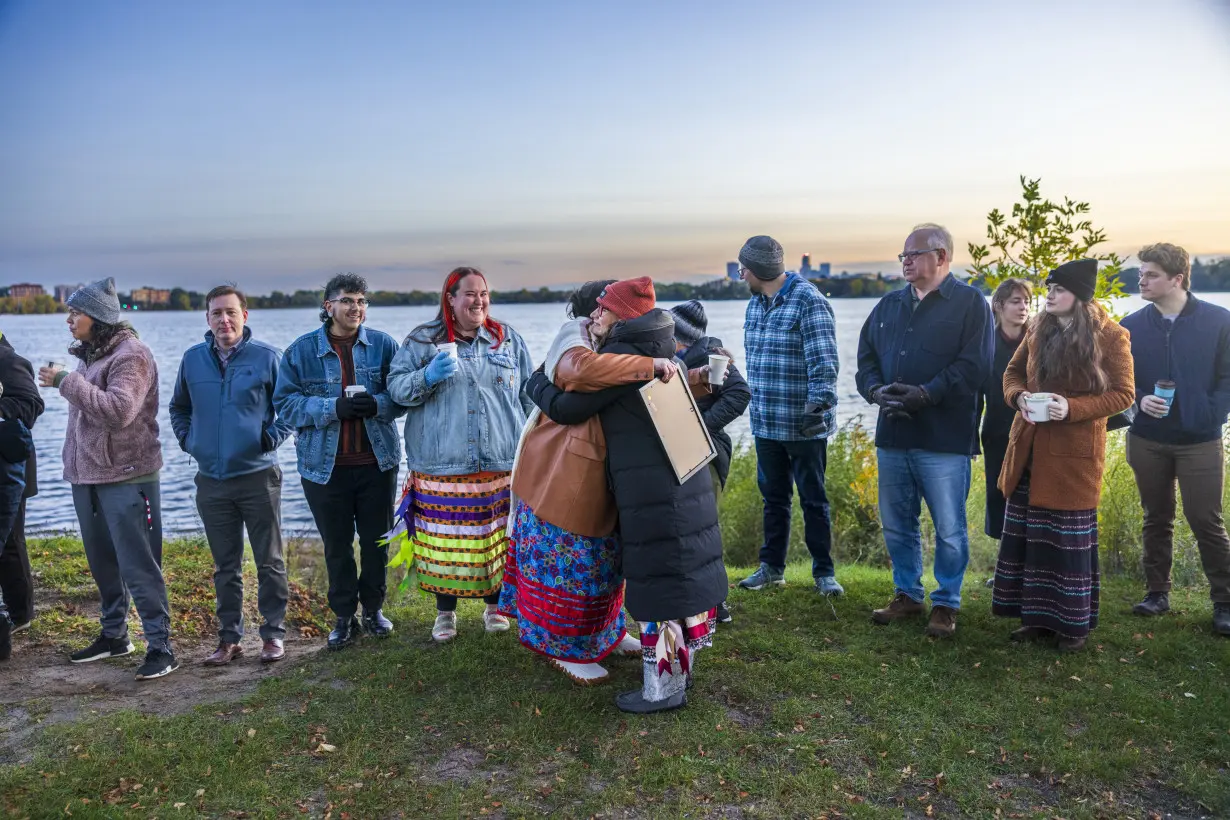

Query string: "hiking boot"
[[1213, 603, 1230, 637], [1010, 625, 1051, 642], [327, 616, 361, 650], [925, 606, 958, 638], [715, 601, 733, 624], [362, 608, 394, 638], [871, 592, 925, 624], [615, 688, 687, 714], [1057, 635, 1087, 653], [135, 647, 180, 680], [738, 563, 785, 591], [815, 576, 845, 597], [70, 633, 135, 664], [1132, 591, 1170, 616]]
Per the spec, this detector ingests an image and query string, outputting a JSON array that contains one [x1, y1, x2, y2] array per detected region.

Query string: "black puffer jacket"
[[679, 336, 750, 487], [0, 335, 43, 499], [526, 309, 728, 622]]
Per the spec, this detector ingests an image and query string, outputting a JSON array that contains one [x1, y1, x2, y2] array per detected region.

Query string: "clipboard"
[[638, 374, 718, 485]]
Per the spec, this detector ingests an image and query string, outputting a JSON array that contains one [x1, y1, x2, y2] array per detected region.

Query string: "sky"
[[1, 0, 1229, 294]]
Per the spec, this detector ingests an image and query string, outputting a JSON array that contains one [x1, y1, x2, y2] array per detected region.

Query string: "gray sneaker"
[[815, 576, 845, 597], [738, 563, 785, 591]]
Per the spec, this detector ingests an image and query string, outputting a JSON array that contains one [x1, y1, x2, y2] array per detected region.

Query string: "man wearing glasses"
[[856, 224, 993, 638], [274, 274, 407, 650]]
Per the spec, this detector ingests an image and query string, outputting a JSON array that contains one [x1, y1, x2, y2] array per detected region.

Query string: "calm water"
[[5, 293, 1202, 533]]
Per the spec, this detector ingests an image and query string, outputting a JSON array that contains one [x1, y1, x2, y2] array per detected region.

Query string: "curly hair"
[[566, 279, 616, 320], [70, 319, 137, 365], [319, 273, 369, 324]]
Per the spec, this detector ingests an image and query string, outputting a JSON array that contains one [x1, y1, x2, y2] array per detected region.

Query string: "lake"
[[4, 292, 1207, 533]]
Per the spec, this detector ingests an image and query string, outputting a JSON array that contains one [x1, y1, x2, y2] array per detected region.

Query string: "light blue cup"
[[1154, 380, 1176, 416]]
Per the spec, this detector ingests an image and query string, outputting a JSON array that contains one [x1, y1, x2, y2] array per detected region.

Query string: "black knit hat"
[[738, 235, 785, 280], [669, 300, 707, 346], [1045, 258, 1098, 303]]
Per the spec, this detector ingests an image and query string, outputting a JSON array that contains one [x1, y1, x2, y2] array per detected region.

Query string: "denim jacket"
[[273, 324, 407, 484], [387, 320, 535, 475]]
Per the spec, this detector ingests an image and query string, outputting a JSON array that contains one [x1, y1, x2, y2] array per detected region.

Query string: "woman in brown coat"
[[991, 259, 1135, 651]]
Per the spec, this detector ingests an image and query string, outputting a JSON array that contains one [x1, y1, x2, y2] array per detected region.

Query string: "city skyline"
[[2, 1, 1228, 293]]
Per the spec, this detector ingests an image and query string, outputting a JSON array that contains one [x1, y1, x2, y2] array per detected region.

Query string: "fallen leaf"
[[247, 729, 256, 738], [318, 743, 337, 753], [196, 789, 205, 798]]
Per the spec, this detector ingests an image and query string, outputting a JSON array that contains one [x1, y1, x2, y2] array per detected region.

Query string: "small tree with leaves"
[[968, 176, 1126, 312]]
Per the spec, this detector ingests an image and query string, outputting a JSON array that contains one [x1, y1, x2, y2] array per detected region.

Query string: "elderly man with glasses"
[[855, 224, 993, 638], [274, 273, 407, 650]]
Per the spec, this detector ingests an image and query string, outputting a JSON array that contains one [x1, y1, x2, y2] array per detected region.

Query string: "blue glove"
[[424, 351, 459, 387]]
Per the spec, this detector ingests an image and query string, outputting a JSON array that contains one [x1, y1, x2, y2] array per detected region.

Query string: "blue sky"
[[2, 0, 1228, 294]]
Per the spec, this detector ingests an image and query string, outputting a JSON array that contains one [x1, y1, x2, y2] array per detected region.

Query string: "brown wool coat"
[[998, 311, 1134, 511]]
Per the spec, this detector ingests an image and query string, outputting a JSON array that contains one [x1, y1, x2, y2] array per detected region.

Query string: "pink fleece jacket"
[[59, 331, 163, 485]]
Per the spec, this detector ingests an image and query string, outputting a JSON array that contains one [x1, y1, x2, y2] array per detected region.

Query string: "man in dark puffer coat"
[[527, 281, 727, 714]]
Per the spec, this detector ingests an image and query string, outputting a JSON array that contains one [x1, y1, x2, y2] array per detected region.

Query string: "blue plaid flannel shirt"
[[743, 274, 840, 440]]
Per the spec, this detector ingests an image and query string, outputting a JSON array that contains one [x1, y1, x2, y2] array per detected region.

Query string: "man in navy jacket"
[[1121, 243, 1230, 636], [856, 223, 993, 639], [170, 285, 294, 664]]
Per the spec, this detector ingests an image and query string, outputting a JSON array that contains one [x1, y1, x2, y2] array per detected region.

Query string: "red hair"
[[441, 267, 504, 349]]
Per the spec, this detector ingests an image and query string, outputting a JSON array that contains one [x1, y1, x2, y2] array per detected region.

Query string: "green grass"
[[4, 552, 1229, 818]]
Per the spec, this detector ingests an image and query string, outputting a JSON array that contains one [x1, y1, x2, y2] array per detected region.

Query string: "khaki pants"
[[1126, 433, 1230, 603]]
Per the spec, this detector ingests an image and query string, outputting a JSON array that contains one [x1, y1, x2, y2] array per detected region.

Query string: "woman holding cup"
[[991, 259, 1135, 651], [386, 267, 535, 641]]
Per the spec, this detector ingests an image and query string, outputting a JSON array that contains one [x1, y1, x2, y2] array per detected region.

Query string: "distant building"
[[818, 262, 831, 278], [54, 284, 84, 303], [726, 261, 740, 281], [800, 254, 812, 275], [132, 287, 171, 306], [8, 283, 45, 300]]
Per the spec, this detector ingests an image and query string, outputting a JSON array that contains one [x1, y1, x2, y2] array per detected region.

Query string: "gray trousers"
[[195, 466, 288, 643], [72, 480, 171, 652]]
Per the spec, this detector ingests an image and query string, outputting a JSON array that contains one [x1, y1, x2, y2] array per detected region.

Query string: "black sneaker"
[[1132, 591, 1170, 617], [715, 601, 733, 624], [1213, 603, 1230, 637], [70, 633, 135, 664], [362, 608, 393, 638], [135, 648, 179, 680], [10, 618, 31, 634]]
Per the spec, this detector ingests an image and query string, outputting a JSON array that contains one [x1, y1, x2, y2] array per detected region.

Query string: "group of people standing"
[[1, 229, 1226, 707]]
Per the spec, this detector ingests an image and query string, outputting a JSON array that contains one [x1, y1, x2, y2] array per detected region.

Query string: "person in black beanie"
[[1046, 258, 1098, 303], [669, 300, 751, 624]]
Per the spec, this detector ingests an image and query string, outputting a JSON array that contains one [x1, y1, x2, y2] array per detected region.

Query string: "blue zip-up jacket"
[[856, 274, 993, 456], [1121, 294, 1230, 445], [273, 324, 406, 484], [169, 327, 293, 481]]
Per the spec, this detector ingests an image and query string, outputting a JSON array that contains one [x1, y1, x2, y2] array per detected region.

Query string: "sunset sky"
[[2, 0, 1228, 294]]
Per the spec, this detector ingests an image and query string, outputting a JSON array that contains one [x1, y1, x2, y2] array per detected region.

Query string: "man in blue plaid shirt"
[[736, 236, 843, 597]]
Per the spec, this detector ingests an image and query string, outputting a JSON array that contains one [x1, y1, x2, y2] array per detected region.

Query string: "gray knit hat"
[[66, 278, 122, 325], [738, 235, 785, 280], [670, 300, 707, 346]]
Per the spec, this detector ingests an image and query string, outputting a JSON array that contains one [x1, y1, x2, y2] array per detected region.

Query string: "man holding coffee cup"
[[736, 236, 843, 599], [169, 285, 294, 665], [1121, 243, 1230, 635]]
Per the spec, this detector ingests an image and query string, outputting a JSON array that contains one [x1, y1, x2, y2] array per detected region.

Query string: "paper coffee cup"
[[1153, 380, 1175, 416], [344, 384, 367, 397], [708, 353, 729, 385], [1025, 393, 1052, 423], [437, 342, 458, 360]]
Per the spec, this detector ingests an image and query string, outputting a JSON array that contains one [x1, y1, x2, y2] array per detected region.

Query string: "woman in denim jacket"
[[385, 267, 534, 641]]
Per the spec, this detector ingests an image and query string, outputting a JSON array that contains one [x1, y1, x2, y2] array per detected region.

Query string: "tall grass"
[[719, 421, 1228, 585]]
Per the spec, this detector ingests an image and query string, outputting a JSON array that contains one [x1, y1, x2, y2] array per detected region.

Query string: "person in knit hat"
[[65, 278, 123, 325], [669, 300, 750, 625]]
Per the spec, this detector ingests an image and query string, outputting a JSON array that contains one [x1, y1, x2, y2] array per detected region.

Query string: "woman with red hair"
[[386, 267, 535, 641]]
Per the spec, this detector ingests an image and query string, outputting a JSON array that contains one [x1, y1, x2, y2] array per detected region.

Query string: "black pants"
[[755, 437, 834, 577], [302, 463, 398, 619], [0, 500, 34, 624], [435, 592, 500, 612]]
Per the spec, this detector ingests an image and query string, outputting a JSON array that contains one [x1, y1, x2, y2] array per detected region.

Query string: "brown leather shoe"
[[260, 639, 285, 663], [202, 642, 243, 666], [924, 606, 958, 638], [871, 592, 925, 624]]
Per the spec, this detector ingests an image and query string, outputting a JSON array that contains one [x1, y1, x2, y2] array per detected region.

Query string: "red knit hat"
[[596, 276, 656, 320]]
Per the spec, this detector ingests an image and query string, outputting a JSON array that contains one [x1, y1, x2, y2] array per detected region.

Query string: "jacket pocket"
[[488, 351, 518, 393]]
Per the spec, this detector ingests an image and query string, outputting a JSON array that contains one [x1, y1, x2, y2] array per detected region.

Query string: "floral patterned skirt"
[[498, 500, 626, 662]]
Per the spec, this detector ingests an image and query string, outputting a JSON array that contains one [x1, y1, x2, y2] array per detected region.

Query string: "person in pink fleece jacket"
[[38, 278, 177, 681]]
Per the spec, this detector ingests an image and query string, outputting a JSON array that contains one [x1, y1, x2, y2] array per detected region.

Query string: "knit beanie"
[[1045, 259, 1098, 303], [670, 300, 707, 346], [738, 235, 785, 281], [596, 276, 656, 320], [66, 278, 122, 325]]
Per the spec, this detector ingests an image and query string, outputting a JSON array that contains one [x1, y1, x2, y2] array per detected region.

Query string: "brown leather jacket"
[[512, 348, 652, 537]]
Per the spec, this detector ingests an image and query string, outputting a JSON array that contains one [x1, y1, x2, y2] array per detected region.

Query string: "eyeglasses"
[[898, 249, 940, 263], [738, 267, 752, 277], [329, 297, 369, 308]]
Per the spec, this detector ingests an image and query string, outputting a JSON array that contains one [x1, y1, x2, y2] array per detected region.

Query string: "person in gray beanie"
[[738, 236, 786, 281], [65, 278, 123, 325]]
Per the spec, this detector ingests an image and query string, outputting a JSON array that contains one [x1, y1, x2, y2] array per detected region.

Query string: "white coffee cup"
[[344, 384, 367, 398], [1025, 392, 1053, 422], [708, 353, 730, 385], [436, 342, 458, 360]]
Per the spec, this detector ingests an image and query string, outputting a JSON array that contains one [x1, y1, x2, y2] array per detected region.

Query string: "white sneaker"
[[552, 659, 609, 685], [432, 612, 457, 642], [616, 633, 642, 657], [483, 607, 510, 633]]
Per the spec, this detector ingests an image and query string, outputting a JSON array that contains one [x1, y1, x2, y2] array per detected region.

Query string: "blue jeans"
[[876, 448, 971, 609], [755, 437, 834, 578]]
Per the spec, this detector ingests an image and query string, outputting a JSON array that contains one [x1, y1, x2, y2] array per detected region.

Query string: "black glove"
[[871, 385, 905, 411], [353, 392, 378, 418], [799, 402, 830, 438], [335, 396, 361, 420], [882, 383, 931, 414]]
